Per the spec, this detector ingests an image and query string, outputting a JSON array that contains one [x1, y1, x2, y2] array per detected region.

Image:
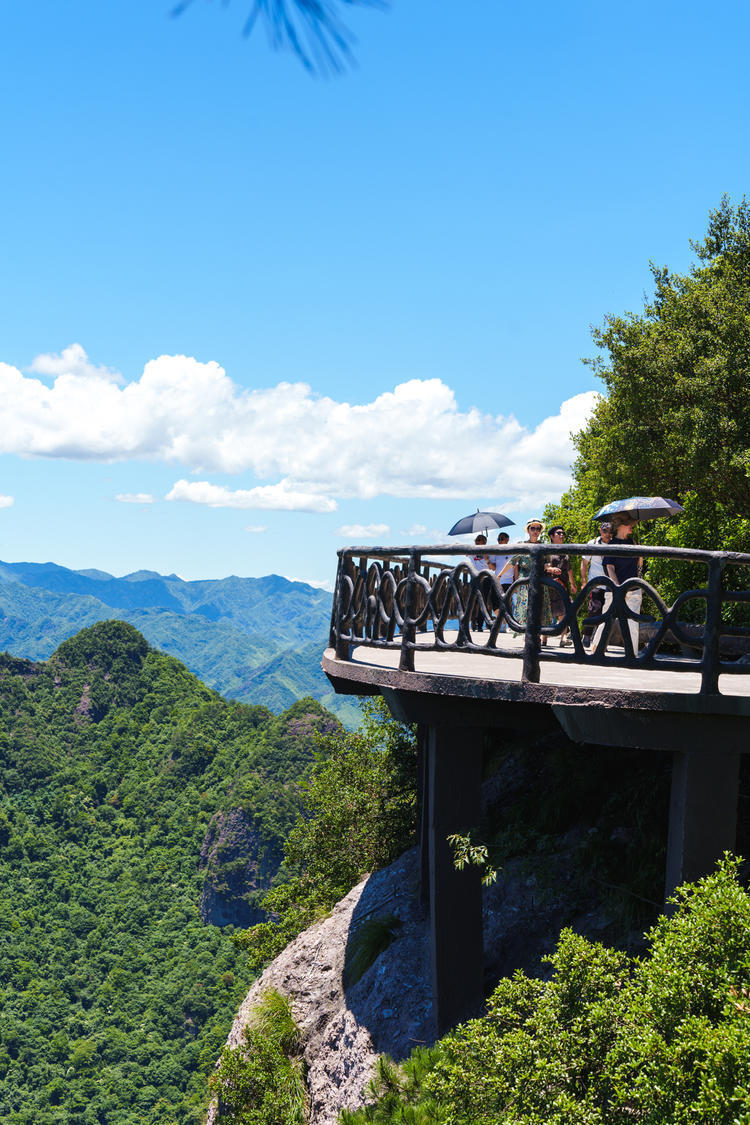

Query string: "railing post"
[[399, 549, 419, 672], [521, 547, 543, 683], [329, 555, 342, 649], [334, 552, 352, 661], [700, 556, 725, 694]]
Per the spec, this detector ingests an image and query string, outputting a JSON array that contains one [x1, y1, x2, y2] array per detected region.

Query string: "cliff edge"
[[207, 849, 435, 1124]]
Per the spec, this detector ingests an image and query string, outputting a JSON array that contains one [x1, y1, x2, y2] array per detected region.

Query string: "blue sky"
[[1, 0, 749, 587]]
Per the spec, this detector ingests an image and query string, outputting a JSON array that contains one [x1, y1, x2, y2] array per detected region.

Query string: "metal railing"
[[329, 542, 750, 695]]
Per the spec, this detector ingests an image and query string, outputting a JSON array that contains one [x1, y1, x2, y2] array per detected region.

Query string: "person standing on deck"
[[580, 521, 613, 648], [470, 534, 491, 631], [545, 525, 578, 646], [491, 531, 513, 633], [591, 513, 643, 654]]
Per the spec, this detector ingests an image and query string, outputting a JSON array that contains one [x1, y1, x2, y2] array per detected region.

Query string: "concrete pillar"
[[426, 723, 484, 1032], [665, 748, 741, 900]]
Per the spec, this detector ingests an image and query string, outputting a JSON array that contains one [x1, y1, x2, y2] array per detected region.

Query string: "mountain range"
[[0, 559, 357, 724]]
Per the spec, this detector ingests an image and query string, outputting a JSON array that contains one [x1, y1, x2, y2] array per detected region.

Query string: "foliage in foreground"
[[341, 856, 750, 1125], [209, 990, 306, 1125], [231, 697, 417, 971]]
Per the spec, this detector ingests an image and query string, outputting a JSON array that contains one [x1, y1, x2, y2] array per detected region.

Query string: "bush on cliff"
[[209, 990, 306, 1125], [341, 856, 750, 1124]]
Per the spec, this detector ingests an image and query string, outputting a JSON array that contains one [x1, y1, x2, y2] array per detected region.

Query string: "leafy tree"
[[545, 197, 750, 613]]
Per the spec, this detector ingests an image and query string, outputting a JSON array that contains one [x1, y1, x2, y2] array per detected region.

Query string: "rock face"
[[208, 741, 659, 1123], [199, 809, 282, 928], [207, 849, 435, 1125]]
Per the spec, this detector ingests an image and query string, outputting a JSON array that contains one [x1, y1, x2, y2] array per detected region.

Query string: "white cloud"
[[0, 347, 600, 511], [244, 525, 268, 533], [115, 492, 155, 504], [336, 523, 391, 539], [284, 575, 335, 592], [166, 478, 337, 513], [402, 523, 427, 536], [30, 343, 123, 385], [0, 494, 14, 508]]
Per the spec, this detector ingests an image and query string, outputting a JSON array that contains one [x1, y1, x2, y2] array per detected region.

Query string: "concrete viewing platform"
[[329, 628, 750, 699], [325, 541, 750, 1030]]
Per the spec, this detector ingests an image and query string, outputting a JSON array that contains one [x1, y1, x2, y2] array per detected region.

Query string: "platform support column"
[[665, 749, 740, 900], [426, 723, 484, 1032]]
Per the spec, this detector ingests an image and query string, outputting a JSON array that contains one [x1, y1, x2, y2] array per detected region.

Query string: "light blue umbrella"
[[593, 496, 684, 521]]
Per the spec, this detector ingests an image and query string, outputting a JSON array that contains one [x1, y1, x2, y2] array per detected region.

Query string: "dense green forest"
[[0, 620, 339, 1124]]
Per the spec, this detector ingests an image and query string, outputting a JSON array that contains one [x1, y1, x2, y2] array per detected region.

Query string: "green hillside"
[[0, 621, 339, 1125], [0, 562, 357, 723]]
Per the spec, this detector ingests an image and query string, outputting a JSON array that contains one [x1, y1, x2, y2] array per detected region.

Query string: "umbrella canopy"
[[593, 496, 684, 521], [448, 510, 515, 536]]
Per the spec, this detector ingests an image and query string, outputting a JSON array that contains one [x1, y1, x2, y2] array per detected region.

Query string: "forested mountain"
[[0, 621, 339, 1124], [0, 560, 357, 724]]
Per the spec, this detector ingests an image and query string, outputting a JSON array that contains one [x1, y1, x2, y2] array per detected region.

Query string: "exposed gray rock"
[[208, 815, 649, 1122], [207, 848, 434, 1124], [199, 809, 282, 928]]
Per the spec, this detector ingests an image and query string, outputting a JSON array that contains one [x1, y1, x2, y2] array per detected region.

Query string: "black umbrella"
[[448, 510, 514, 536]]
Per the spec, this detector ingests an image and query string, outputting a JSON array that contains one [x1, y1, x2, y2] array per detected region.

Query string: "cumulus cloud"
[[0, 494, 14, 508], [0, 347, 599, 511], [115, 492, 155, 504], [30, 343, 123, 385], [166, 478, 337, 513], [335, 523, 391, 539], [244, 525, 268, 534]]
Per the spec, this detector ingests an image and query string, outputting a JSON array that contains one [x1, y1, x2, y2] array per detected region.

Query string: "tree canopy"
[[545, 196, 750, 604]]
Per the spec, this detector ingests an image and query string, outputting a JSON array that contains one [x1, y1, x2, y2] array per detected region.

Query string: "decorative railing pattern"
[[329, 543, 750, 695]]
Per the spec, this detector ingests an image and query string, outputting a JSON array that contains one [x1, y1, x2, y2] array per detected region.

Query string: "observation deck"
[[323, 541, 750, 1029]]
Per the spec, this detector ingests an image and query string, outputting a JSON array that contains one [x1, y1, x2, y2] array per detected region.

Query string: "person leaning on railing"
[[591, 512, 644, 654]]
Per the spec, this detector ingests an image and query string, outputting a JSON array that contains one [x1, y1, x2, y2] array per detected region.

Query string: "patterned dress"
[[511, 548, 554, 628]]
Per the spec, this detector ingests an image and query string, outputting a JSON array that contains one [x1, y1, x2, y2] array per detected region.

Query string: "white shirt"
[[471, 553, 491, 572], [583, 537, 608, 581], [491, 551, 513, 584]]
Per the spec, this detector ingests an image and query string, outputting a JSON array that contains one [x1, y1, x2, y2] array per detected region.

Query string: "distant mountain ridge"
[[0, 559, 357, 723]]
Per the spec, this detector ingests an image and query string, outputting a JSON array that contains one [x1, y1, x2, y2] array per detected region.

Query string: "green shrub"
[[209, 989, 306, 1124], [340, 856, 750, 1124]]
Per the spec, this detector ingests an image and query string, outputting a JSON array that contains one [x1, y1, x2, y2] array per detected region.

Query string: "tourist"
[[580, 521, 613, 648], [498, 519, 553, 642], [491, 531, 513, 633], [591, 512, 643, 655], [544, 526, 578, 646], [469, 534, 491, 631]]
